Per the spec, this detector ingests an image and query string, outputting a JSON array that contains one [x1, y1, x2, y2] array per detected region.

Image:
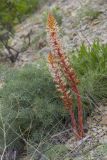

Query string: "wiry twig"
[[51, 128, 72, 138]]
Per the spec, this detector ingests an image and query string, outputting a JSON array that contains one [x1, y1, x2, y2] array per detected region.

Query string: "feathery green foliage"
[[0, 59, 68, 152]]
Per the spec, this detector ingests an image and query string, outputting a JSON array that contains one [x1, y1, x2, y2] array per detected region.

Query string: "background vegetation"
[[0, 41, 107, 158], [0, 0, 47, 32]]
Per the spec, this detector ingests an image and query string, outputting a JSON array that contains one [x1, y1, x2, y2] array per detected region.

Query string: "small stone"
[[100, 115, 107, 125], [97, 128, 103, 133], [92, 20, 100, 25], [99, 136, 107, 144], [38, 47, 50, 56], [104, 111, 107, 114], [0, 81, 4, 89], [103, 156, 107, 160], [102, 126, 107, 131]]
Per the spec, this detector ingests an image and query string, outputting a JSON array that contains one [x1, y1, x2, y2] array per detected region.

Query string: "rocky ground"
[[65, 103, 107, 160], [8, 0, 107, 67]]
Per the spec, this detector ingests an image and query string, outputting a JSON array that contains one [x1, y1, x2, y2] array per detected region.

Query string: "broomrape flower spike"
[[47, 13, 84, 139], [48, 52, 80, 139]]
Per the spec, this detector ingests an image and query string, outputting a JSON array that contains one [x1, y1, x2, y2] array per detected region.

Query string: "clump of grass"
[[78, 5, 101, 21], [70, 41, 107, 118], [72, 41, 107, 74]]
